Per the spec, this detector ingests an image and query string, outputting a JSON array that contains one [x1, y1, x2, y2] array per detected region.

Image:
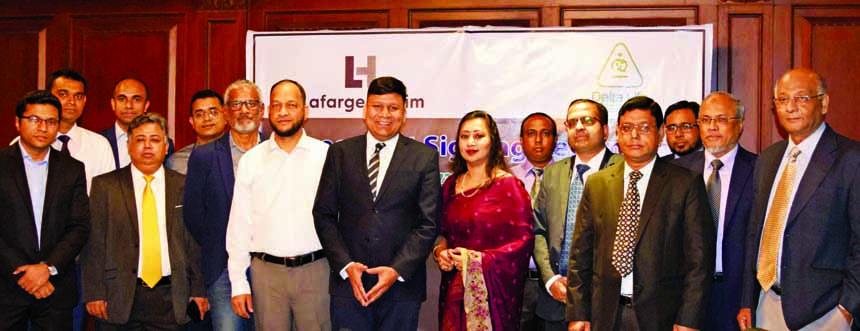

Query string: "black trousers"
[[0, 300, 73, 331], [98, 283, 183, 331]]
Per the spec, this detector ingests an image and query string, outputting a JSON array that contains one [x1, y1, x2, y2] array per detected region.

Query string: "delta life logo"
[[307, 56, 426, 113], [592, 42, 645, 106]]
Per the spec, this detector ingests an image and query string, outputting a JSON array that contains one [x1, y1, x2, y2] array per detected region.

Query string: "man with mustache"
[[661, 101, 702, 161]]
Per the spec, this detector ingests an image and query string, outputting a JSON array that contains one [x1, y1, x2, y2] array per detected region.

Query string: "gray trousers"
[[756, 289, 851, 331], [250, 257, 331, 331]]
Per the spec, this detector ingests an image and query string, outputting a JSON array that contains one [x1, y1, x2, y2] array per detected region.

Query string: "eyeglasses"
[[193, 109, 222, 119], [665, 122, 698, 133], [697, 116, 740, 127], [618, 123, 654, 135], [565, 116, 599, 128], [18, 115, 59, 127], [773, 94, 824, 106], [227, 100, 262, 111], [56, 90, 85, 102]]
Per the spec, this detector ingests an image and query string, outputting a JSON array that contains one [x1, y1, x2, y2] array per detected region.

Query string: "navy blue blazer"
[[99, 125, 174, 169], [674, 146, 756, 331], [741, 126, 860, 330]]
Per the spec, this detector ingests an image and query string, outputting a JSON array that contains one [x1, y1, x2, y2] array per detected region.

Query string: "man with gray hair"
[[183, 80, 265, 330], [674, 92, 756, 331]]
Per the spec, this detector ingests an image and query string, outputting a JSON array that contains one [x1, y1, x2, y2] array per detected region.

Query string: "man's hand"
[[346, 263, 369, 305], [737, 308, 752, 330], [837, 305, 853, 324], [673, 325, 698, 331], [568, 321, 591, 331], [436, 247, 455, 272], [231, 294, 254, 319], [86, 300, 109, 320], [190, 297, 209, 320], [14, 263, 51, 294], [550, 277, 567, 302], [32, 281, 55, 299], [365, 266, 399, 306]]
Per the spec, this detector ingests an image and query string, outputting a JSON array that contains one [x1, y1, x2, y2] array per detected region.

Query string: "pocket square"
[[175, 205, 183, 208]]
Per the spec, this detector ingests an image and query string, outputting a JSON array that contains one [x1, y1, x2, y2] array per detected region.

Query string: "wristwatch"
[[42, 262, 58, 276]]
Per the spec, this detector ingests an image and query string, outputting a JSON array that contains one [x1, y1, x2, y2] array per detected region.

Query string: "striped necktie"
[[368, 142, 385, 199], [559, 164, 590, 275]]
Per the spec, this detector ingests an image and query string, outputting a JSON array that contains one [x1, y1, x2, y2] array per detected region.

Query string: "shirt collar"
[[575, 148, 606, 171], [704, 144, 739, 170], [130, 163, 164, 181], [59, 124, 80, 140], [19, 142, 49, 165], [229, 130, 261, 153], [366, 132, 399, 150], [623, 155, 656, 180], [115, 122, 127, 138], [265, 129, 310, 153], [787, 122, 826, 157]]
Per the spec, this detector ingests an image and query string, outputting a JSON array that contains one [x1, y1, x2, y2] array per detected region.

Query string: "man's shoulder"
[[97, 126, 113, 138], [672, 151, 704, 172]]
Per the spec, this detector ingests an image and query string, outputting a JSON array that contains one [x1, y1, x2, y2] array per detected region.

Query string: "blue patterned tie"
[[558, 164, 590, 275]]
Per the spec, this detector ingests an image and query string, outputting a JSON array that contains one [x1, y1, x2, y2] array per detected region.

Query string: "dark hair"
[[618, 96, 663, 128], [189, 89, 224, 116], [270, 79, 307, 103], [449, 110, 510, 182], [112, 77, 149, 100], [127, 112, 167, 137], [568, 98, 610, 126], [47, 68, 87, 93], [367, 76, 407, 104], [519, 112, 557, 139], [664, 100, 700, 121], [16, 90, 62, 119]]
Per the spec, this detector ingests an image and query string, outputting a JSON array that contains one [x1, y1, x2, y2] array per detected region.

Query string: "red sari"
[[439, 175, 535, 331]]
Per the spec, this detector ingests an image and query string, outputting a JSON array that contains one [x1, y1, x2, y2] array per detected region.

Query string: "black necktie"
[[57, 135, 71, 156], [368, 142, 385, 199]]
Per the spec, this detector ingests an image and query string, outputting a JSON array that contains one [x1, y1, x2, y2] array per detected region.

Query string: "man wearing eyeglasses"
[[99, 77, 175, 169], [165, 89, 228, 175], [674, 92, 756, 331], [183, 80, 264, 331], [567, 96, 714, 331], [533, 99, 614, 331], [0, 90, 90, 330], [737, 68, 860, 331], [661, 101, 703, 161]]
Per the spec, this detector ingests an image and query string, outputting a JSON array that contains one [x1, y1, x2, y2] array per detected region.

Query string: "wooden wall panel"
[[408, 8, 541, 28], [0, 17, 49, 145], [561, 6, 698, 27], [793, 6, 860, 141], [263, 10, 390, 31]]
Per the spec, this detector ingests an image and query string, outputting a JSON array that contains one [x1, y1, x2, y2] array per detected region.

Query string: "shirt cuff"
[[230, 274, 251, 297], [545, 274, 562, 294], [340, 262, 353, 280]]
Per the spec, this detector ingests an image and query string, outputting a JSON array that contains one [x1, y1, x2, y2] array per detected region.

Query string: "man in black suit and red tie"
[[0, 90, 90, 330], [313, 76, 442, 331]]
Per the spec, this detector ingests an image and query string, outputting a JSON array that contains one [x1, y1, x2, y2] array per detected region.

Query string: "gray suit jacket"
[[81, 166, 204, 324], [533, 149, 614, 321]]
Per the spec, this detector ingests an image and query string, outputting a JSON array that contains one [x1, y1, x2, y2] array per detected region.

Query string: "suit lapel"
[[8, 144, 38, 246], [119, 167, 140, 238], [725, 148, 754, 225], [787, 127, 837, 225], [216, 135, 235, 199], [40, 149, 63, 242], [558, 158, 573, 208], [374, 135, 406, 204], [605, 161, 625, 233], [634, 159, 667, 245]]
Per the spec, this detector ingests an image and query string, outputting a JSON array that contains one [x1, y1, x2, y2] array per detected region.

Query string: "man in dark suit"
[[183, 80, 264, 331], [99, 77, 173, 169], [567, 96, 715, 331], [533, 99, 614, 331], [738, 68, 860, 331], [82, 113, 207, 330], [674, 92, 756, 331], [313, 76, 441, 331], [660, 100, 702, 161], [0, 90, 90, 330]]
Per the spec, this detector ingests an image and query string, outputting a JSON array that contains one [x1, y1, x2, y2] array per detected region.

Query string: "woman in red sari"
[[434, 110, 535, 331]]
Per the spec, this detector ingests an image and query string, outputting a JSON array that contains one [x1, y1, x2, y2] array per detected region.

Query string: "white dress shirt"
[[703, 145, 739, 273], [760, 123, 826, 285], [53, 124, 116, 193], [621, 157, 656, 297], [226, 130, 329, 296], [130, 165, 171, 277], [115, 122, 131, 168]]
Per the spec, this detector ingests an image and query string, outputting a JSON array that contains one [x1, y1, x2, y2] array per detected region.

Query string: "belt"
[[713, 272, 725, 282], [137, 276, 171, 288], [619, 295, 633, 306], [770, 285, 782, 296], [251, 250, 325, 267], [527, 269, 540, 280]]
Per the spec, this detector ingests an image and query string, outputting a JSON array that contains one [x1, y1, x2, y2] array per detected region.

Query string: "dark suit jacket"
[[313, 134, 441, 302], [0, 144, 90, 308], [741, 126, 860, 330], [533, 149, 614, 321], [99, 125, 174, 169], [566, 158, 716, 331], [674, 147, 756, 331], [82, 166, 205, 325]]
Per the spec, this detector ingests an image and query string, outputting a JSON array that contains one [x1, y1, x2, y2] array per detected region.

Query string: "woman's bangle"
[[432, 245, 445, 261]]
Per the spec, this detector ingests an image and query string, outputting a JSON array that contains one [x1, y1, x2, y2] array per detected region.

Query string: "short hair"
[[223, 80, 262, 103], [449, 110, 510, 181], [47, 68, 87, 93], [270, 79, 307, 104], [112, 77, 149, 100], [618, 96, 663, 128], [664, 100, 700, 121], [568, 99, 610, 126], [16, 90, 62, 119], [189, 89, 224, 116], [127, 112, 167, 137], [367, 76, 407, 104], [703, 91, 745, 119], [519, 112, 557, 139]]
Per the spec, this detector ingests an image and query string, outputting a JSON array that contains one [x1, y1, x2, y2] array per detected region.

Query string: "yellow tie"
[[757, 147, 801, 291], [141, 175, 162, 287]]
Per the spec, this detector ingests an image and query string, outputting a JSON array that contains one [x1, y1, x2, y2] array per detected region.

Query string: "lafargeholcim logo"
[[344, 56, 376, 88], [598, 43, 643, 88]]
